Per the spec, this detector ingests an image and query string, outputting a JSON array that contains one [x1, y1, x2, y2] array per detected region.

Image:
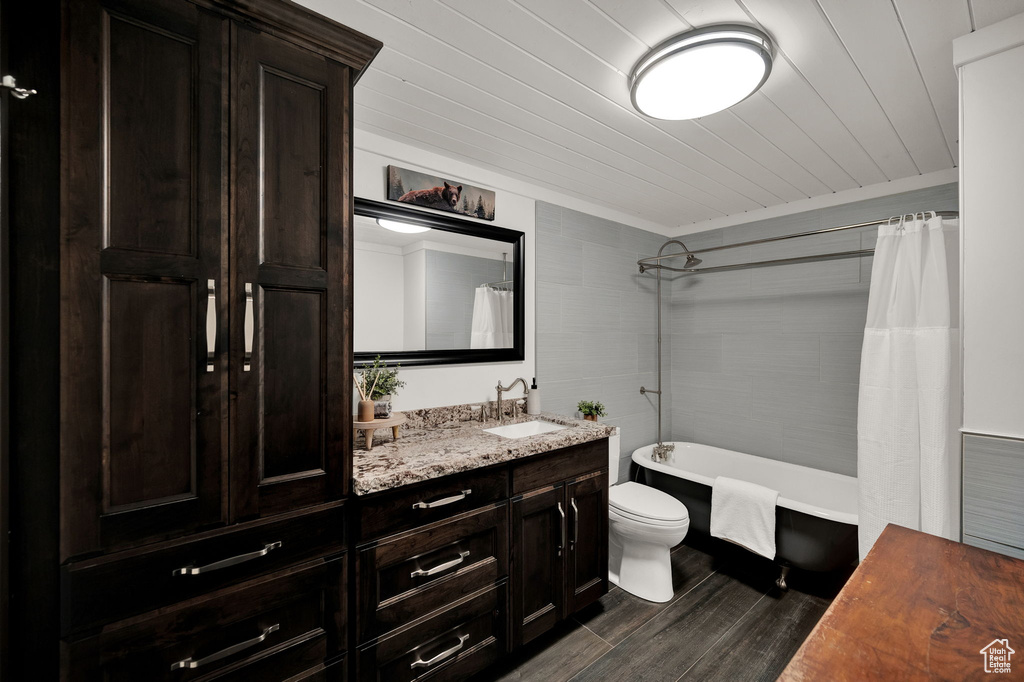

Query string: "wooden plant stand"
[[353, 412, 407, 451]]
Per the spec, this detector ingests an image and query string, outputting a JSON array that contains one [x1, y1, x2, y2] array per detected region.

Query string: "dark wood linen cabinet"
[[62, 0, 367, 558], [229, 22, 352, 523], [62, 0, 231, 561], [4, 0, 380, 678]]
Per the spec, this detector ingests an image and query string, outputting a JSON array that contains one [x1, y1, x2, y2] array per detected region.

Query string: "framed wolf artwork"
[[387, 165, 496, 220]]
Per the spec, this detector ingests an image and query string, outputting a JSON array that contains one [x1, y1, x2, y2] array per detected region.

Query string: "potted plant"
[[358, 355, 406, 419], [577, 400, 606, 422]]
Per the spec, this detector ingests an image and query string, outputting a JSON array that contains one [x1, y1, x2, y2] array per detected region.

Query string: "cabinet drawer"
[[511, 439, 607, 494], [357, 467, 507, 541], [356, 582, 506, 682], [357, 503, 508, 644], [282, 657, 346, 682], [62, 503, 346, 636], [64, 557, 346, 682]]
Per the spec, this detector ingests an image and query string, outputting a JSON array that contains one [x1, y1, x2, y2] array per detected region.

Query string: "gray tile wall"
[[963, 433, 1024, 559], [536, 202, 670, 482], [669, 183, 959, 476], [424, 250, 505, 349]]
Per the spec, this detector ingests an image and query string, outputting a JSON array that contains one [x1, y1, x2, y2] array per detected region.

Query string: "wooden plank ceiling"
[[298, 0, 1024, 231]]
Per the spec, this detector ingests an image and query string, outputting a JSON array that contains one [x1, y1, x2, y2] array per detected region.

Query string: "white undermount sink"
[[484, 420, 568, 439]]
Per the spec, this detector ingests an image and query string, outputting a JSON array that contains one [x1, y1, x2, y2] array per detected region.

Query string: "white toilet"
[[607, 434, 689, 603]]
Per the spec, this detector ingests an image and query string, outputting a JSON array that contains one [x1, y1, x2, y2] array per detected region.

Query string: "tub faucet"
[[496, 378, 529, 423], [652, 442, 675, 463]]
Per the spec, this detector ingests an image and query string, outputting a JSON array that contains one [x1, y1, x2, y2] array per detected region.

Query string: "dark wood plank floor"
[[473, 536, 852, 682]]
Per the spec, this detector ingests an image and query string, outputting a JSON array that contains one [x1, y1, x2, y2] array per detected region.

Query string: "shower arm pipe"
[[636, 210, 960, 272], [650, 248, 872, 274]]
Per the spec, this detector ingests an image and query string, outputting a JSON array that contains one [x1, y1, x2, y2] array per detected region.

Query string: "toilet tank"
[[607, 427, 621, 485]]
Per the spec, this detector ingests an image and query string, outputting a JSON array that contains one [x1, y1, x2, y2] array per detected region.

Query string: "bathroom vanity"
[[350, 409, 612, 681]]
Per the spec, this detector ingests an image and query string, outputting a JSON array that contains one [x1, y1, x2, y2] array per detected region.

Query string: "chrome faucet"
[[495, 378, 530, 423]]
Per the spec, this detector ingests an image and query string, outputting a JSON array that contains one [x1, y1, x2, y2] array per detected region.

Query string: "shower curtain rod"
[[637, 210, 959, 274]]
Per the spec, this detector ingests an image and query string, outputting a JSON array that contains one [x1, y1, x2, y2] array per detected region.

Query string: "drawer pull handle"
[[410, 634, 469, 670], [412, 489, 471, 509], [571, 498, 579, 550], [557, 502, 566, 557], [170, 623, 279, 670], [243, 282, 254, 372], [171, 541, 282, 577], [205, 279, 216, 372], [411, 550, 470, 578]]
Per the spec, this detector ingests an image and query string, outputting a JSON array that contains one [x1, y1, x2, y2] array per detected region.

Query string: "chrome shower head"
[[649, 239, 703, 272]]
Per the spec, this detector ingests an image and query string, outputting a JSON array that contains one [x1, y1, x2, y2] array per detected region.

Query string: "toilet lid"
[[609, 482, 688, 522]]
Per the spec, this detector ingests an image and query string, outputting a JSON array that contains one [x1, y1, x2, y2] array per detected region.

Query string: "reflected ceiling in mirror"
[[353, 198, 525, 367]]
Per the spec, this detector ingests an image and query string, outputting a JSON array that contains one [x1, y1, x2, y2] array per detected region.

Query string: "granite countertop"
[[352, 406, 615, 496]]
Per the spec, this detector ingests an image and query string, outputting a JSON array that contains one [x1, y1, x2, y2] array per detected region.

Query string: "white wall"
[[354, 131, 536, 410], [353, 245, 405, 352], [955, 13, 1024, 438]]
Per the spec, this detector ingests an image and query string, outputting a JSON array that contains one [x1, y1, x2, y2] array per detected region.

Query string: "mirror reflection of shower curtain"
[[857, 213, 961, 560], [471, 286, 513, 348]]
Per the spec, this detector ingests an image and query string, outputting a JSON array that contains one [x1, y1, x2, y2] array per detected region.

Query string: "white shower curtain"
[[857, 212, 961, 559], [470, 286, 513, 348]]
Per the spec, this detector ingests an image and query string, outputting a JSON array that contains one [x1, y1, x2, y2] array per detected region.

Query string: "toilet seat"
[[610, 505, 688, 528], [609, 482, 688, 524]]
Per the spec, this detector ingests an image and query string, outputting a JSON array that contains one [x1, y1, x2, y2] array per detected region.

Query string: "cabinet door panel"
[[566, 471, 608, 614], [106, 278, 195, 508], [231, 26, 351, 521], [106, 11, 194, 255], [261, 70, 325, 269], [262, 288, 325, 480], [511, 485, 564, 647], [62, 0, 227, 559]]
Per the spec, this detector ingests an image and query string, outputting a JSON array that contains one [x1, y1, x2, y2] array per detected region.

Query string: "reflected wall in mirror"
[[353, 198, 525, 367]]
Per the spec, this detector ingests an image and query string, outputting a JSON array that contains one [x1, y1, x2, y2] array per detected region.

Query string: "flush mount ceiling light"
[[629, 25, 774, 120], [376, 218, 430, 234]]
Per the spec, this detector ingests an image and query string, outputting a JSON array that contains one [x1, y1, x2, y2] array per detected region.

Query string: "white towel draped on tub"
[[857, 213, 960, 560], [710, 476, 779, 560], [470, 286, 513, 349]]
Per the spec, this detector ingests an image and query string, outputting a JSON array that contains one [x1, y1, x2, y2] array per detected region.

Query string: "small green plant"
[[356, 356, 406, 401], [576, 400, 607, 418]]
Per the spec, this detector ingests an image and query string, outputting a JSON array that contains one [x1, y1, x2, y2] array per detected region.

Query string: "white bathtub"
[[633, 442, 859, 571]]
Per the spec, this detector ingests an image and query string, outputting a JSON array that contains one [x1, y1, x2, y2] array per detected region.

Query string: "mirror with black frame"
[[353, 198, 525, 367]]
